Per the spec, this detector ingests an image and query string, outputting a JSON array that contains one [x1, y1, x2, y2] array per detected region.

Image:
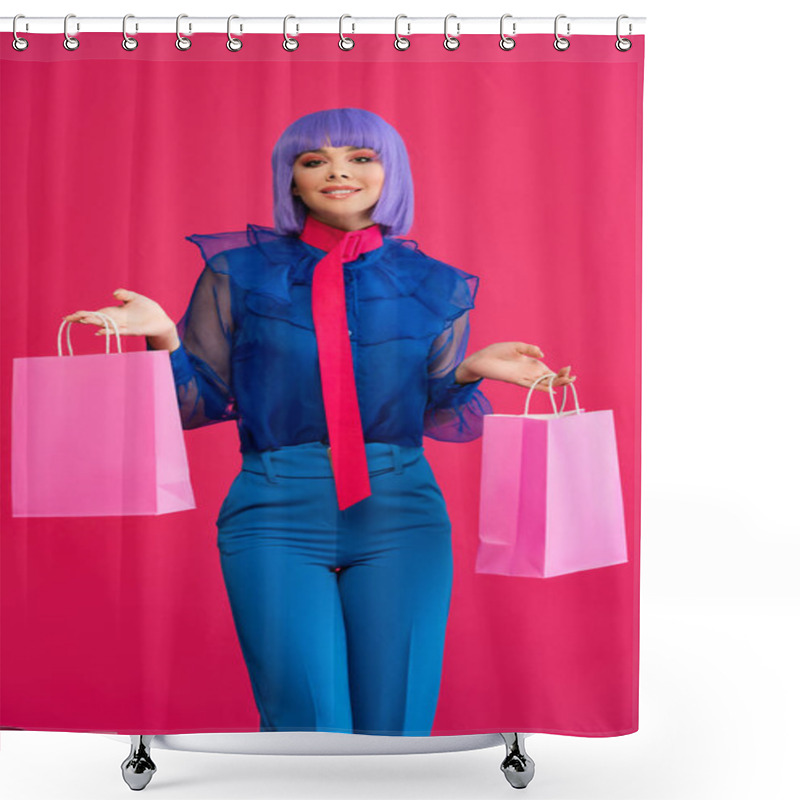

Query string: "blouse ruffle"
[[184, 223, 480, 342]]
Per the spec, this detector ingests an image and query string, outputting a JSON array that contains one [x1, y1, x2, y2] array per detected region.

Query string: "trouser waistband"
[[241, 442, 424, 482]]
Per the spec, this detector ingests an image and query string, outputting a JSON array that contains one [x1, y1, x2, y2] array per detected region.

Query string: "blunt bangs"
[[271, 108, 414, 237]]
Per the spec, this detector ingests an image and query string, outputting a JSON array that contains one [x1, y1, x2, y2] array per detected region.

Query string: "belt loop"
[[259, 450, 278, 483], [390, 443, 404, 475]]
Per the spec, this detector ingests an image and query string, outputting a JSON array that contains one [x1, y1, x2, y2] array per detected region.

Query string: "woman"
[[64, 108, 576, 735]]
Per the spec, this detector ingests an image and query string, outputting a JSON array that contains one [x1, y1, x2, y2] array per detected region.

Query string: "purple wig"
[[271, 108, 414, 237]]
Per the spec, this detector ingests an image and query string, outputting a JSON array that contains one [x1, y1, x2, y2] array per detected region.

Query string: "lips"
[[321, 186, 361, 195], [321, 188, 362, 200]]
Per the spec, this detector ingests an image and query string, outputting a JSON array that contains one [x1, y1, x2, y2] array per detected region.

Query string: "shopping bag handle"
[[57, 312, 122, 356], [523, 372, 582, 416]]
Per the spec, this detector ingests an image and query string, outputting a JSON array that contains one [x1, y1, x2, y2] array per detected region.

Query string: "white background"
[[1, 1, 798, 798]]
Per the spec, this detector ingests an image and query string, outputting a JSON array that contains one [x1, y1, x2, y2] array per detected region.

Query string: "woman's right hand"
[[63, 289, 178, 348]]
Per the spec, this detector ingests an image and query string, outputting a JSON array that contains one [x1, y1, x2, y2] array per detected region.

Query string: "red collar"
[[299, 215, 384, 263]]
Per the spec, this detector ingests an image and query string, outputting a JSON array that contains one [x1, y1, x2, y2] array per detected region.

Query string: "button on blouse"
[[150, 224, 493, 452]]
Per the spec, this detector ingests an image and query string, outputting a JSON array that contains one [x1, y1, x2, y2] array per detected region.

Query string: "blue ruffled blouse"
[[152, 223, 493, 452]]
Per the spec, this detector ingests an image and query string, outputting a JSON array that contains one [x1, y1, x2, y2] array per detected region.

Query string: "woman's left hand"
[[455, 342, 576, 390]]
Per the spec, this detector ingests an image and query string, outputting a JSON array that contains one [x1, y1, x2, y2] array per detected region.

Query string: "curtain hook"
[[283, 15, 299, 51], [339, 14, 355, 50], [122, 14, 138, 51], [227, 15, 243, 51], [616, 15, 632, 51], [394, 14, 410, 51], [499, 14, 516, 51], [176, 13, 192, 51], [553, 14, 570, 51], [443, 13, 460, 51], [64, 13, 80, 51], [12, 14, 29, 51]]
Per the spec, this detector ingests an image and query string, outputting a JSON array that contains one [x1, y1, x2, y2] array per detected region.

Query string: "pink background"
[[0, 33, 643, 736]]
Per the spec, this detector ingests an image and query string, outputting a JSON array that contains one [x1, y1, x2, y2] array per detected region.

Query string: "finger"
[[63, 310, 94, 321], [532, 374, 556, 390], [532, 374, 575, 390], [519, 342, 544, 358], [92, 314, 125, 334], [113, 288, 135, 302], [82, 313, 113, 327], [63, 312, 98, 325], [82, 311, 122, 330]]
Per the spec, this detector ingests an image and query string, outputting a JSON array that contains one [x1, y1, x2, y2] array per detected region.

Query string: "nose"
[[328, 158, 350, 180]]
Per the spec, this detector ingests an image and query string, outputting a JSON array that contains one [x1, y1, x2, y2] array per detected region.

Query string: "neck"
[[305, 213, 378, 233]]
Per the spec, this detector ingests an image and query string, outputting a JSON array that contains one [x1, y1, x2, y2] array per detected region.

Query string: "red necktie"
[[301, 215, 384, 510]]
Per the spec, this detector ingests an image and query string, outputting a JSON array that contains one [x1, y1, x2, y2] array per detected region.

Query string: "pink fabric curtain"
[[1, 32, 643, 736]]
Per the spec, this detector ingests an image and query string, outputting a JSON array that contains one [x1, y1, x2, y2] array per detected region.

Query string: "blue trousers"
[[215, 441, 454, 735]]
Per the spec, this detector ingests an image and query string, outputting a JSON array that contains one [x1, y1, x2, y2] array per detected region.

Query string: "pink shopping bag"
[[476, 374, 627, 578], [12, 313, 196, 517]]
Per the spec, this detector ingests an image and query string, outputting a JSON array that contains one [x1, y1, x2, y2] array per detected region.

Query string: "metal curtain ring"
[[12, 14, 29, 51], [616, 14, 632, 51], [176, 13, 191, 50], [64, 13, 79, 51], [227, 15, 243, 51], [339, 14, 355, 50], [554, 14, 570, 51], [499, 13, 516, 50], [443, 13, 460, 51], [283, 15, 299, 51], [122, 14, 138, 51], [394, 14, 410, 50]]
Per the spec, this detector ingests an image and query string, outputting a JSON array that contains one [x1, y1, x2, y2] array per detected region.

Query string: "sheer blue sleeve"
[[423, 309, 493, 442], [149, 252, 239, 430]]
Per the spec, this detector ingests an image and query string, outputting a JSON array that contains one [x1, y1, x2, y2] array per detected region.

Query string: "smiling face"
[[291, 144, 385, 232]]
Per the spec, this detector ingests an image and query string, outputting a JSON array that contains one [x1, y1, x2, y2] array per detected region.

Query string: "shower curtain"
[[0, 29, 644, 737]]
